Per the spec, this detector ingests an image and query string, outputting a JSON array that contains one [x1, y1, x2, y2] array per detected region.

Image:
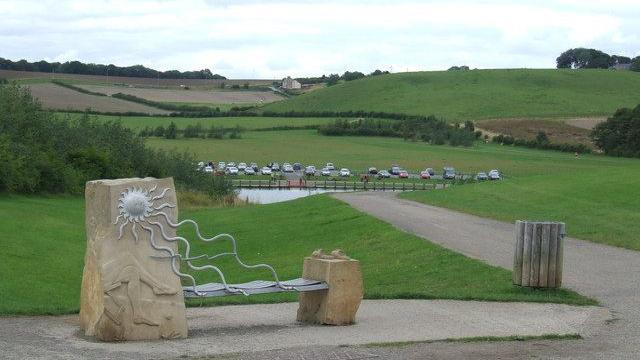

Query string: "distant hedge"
[[491, 133, 591, 154], [52, 80, 107, 96]]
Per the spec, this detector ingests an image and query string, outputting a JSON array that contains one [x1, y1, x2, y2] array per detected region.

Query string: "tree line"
[[138, 123, 243, 140], [0, 57, 226, 79], [318, 117, 480, 146], [0, 83, 214, 195], [591, 104, 640, 157], [556, 48, 639, 70], [296, 69, 390, 86]]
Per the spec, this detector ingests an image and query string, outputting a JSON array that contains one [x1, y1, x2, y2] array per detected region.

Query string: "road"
[[332, 191, 640, 359]]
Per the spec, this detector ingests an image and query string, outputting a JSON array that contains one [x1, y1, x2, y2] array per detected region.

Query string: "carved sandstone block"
[[79, 177, 187, 341], [297, 250, 363, 325]]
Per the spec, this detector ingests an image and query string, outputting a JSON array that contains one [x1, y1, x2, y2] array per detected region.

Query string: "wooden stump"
[[513, 221, 565, 288]]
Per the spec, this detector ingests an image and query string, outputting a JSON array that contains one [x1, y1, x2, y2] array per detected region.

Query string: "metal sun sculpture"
[[113, 185, 289, 296]]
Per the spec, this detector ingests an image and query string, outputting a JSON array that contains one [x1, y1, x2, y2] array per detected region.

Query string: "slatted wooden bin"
[[513, 221, 565, 288]]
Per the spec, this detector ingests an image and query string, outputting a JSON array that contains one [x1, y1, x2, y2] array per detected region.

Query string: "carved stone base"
[[79, 178, 187, 341], [297, 250, 363, 325]]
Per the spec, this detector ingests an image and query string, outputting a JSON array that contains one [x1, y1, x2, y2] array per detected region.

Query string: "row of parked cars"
[[198, 161, 501, 180]]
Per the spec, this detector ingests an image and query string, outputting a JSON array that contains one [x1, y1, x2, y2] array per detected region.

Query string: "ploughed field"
[[262, 69, 640, 121], [477, 119, 594, 148], [0, 195, 591, 315], [76, 84, 284, 104], [27, 83, 171, 114]]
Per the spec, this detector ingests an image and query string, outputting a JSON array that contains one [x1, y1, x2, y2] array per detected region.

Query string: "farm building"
[[281, 76, 301, 90]]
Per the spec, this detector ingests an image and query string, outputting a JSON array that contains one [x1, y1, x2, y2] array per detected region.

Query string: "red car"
[[420, 171, 431, 179], [399, 170, 409, 178]]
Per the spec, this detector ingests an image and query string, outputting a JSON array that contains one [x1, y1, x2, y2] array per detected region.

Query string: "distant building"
[[609, 63, 631, 71], [281, 76, 301, 90]]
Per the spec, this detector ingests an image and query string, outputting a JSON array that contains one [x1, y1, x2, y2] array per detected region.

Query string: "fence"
[[231, 179, 446, 191]]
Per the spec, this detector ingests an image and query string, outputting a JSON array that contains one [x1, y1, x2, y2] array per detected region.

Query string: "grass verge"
[[364, 333, 582, 348]]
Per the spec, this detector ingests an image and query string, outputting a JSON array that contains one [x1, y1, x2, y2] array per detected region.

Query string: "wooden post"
[[513, 221, 565, 288]]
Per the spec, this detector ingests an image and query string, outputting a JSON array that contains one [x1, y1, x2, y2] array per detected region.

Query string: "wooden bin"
[[513, 221, 565, 288]]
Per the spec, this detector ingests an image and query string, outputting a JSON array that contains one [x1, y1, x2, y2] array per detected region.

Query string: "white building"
[[281, 76, 301, 90]]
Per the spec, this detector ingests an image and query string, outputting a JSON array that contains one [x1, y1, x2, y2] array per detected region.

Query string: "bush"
[[591, 105, 640, 157]]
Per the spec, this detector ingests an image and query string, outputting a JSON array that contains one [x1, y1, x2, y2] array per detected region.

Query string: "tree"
[[341, 71, 365, 81], [556, 48, 612, 69], [165, 122, 177, 139], [326, 74, 340, 86], [448, 65, 470, 71], [631, 57, 640, 72], [591, 105, 640, 157], [370, 69, 390, 76]]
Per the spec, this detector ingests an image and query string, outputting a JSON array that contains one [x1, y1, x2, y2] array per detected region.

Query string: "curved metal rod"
[[149, 212, 291, 290], [147, 220, 246, 296], [140, 224, 199, 292]]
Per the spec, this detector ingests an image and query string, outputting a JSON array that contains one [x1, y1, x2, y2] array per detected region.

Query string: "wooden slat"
[[547, 223, 558, 288], [539, 222, 551, 287], [513, 220, 525, 285], [521, 222, 534, 286], [556, 223, 565, 287], [530, 223, 541, 286]]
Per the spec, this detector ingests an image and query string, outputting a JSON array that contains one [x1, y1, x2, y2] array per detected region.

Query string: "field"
[[262, 69, 640, 121], [477, 119, 593, 147], [0, 195, 591, 315], [76, 84, 284, 104], [27, 83, 171, 114], [0, 69, 275, 87]]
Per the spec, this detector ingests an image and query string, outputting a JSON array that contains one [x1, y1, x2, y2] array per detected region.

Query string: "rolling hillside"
[[262, 69, 640, 121]]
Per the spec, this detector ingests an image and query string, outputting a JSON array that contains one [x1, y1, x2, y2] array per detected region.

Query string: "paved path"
[[0, 300, 606, 360], [333, 191, 640, 359]]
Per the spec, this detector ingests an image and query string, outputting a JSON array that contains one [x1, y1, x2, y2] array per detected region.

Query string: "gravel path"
[[333, 191, 640, 359], [0, 300, 606, 360]]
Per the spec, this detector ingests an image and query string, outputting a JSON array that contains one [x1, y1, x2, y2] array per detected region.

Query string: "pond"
[[237, 188, 355, 204]]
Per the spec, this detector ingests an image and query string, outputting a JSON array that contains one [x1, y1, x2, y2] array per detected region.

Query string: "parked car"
[[488, 169, 501, 180], [325, 162, 335, 170], [476, 172, 488, 181], [390, 165, 401, 175], [304, 166, 316, 176], [227, 162, 236, 168], [261, 167, 272, 175], [283, 164, 294, 173], [420, 170, 431, 179], [321, 167, 332, 176], [244, 167, 255, 175], [368, 167, 378, 174], [339, 168, 351, 177], [377, 170, 391, 178], [271, 162, 280, 172], [293, 163, 302, 171], [237, 162, 247, 171], [204, 165, 214, 173], [443, 167, 456, 180], [226, 166, 239, 175], [426, 168, 435, 176], [398, 170, 409, 178], [218, 161, 226, 170], [250, 162, 259, 171]]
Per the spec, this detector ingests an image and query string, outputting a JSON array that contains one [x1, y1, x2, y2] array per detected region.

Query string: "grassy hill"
[[262, 69, 640, 121]]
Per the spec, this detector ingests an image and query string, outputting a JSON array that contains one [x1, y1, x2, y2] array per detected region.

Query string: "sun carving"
[[113, 185, 174, 242]]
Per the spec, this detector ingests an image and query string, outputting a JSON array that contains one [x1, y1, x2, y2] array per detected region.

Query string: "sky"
[[1, 0, 639, 79]]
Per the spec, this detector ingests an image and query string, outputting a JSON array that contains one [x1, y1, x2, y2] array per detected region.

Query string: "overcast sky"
[[2, 0, 639, 78]]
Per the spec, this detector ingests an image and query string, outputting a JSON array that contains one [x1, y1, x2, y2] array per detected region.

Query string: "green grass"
[[58, 113, 337, 131], [401, 169, 640, 251], [262, 69, 640, 121], [145, 129, 639, 176], [365, 333, 582, 348], [0, 195, 592, 315]]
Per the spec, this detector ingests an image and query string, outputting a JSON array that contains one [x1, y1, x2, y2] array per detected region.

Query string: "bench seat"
[[183, 278, 328, 298]]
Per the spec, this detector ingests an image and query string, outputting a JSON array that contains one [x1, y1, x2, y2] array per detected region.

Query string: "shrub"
[[591, 105, 640, 157]]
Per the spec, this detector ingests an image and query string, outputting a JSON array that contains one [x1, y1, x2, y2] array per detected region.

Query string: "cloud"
[[1, 0, 639, 78]]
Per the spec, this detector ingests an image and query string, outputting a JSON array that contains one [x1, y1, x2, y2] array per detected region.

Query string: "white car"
[[321, 168, 332, 176], [226, 166, 239, 175], [326, 162, 335, 171], [227, 162, 236, 169], [283, 164, 294, 173], [304, 166, 316, 176], [339, 168, 351, 177], [238, 162, 247, 171], [203, 165, 213, 173], [261, 167, 272, 175], [244, 167, 255, 175], [488, 169, 501, 180], [218, 161, 226, 170]]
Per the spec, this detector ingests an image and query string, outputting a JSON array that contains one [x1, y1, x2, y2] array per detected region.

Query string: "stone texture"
[[79, 177, 187, 341], [297, 250, 363, 325]]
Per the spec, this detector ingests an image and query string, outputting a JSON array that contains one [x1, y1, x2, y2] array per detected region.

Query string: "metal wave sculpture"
[[112, 185, 291, 296]]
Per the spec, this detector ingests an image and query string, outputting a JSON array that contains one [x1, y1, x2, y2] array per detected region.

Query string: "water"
[[237, 188, 353, 204]]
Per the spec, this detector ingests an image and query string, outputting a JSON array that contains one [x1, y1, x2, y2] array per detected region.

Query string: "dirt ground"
[[563, 117, 606, 130], [477, 118, 594, 147], [78, 84, 284, 104], [26, 83, 171, 114]]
